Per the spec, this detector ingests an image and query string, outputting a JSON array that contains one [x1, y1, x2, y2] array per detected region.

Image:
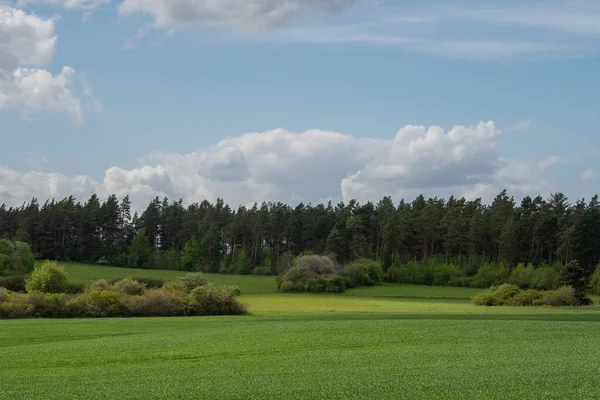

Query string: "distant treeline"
[[1, 190, 600, 280]]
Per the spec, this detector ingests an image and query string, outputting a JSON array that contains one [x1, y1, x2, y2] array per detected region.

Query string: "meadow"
[[2, 263, 600, 399]]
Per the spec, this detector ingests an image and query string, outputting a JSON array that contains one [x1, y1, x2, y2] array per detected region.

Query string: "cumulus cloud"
[[117, 0, 357, 31], [0, 5, 86, 120], [1, 122, 566, 209]]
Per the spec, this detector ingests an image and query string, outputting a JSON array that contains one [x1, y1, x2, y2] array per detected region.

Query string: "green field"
[[2, 263, 600, 399]]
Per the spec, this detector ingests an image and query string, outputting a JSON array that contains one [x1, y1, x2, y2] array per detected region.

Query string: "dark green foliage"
[[180, 235, 203, 271], [0, 275, 26, 292], [128, 231, 153, 269], [1, 190, 599, 298], [0, 239, 13, 257], [233, 249, 252, 275], [589, 265, 600, 295], [157, 249, 180, 271], [473, 284, 578, 307], [385, 260, 464, 286], [343, 259, 383, 288], [0, 240, 35, 276], [561, 260, 591, 304]]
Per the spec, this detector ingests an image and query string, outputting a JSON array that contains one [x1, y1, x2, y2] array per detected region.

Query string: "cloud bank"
[[0, 122, 564, 209]]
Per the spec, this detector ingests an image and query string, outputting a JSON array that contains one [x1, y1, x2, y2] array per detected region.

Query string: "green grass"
[[3, 262, 600, 399], [60, 262, 278, 294]]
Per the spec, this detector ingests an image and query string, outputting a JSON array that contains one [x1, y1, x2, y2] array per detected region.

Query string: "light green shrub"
[[26, 261, 69, 294]]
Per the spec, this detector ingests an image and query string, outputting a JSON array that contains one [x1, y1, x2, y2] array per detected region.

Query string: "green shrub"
[[26, 261, 69, 294], [28, 292, 65, 318], [86, 279, 112, 292], [472, 284, 520, 306], [343, 264, 372, 288], [109, 276, 164, 289], [12, 241, 35, 273], [508, 289, 542, 306], [589, 265, 600, 296], [0, 254, 13, 276], [508, 264, 536, 289], [542, 286, 577, 307], [0, 239, 13, 257], [177, 272, 208, 292], [89, 290, 123, 317], [473, 284, 580, 307], [188, 284, 245, 316], [113, 278, 146, 295], [0, 275, 26, 292], [252, 265, 273, 276], [471, 263, 509, 288], [532, 266, 560, 290], [125, 289, 187, 317]]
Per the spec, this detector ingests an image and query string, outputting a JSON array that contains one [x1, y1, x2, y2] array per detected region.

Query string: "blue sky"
[[1, 0, 599, 208]]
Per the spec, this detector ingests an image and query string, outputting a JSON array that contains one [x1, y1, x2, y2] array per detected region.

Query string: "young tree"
[[128, 231, 153, 269], [180, 235, 204, 271]]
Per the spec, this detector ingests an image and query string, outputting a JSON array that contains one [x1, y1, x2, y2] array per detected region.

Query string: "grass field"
[[2, 263, 600, 399]]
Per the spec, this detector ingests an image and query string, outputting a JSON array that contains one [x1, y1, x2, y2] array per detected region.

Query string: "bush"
[[188, 284, 246, 315], [508, 289, 542, 306], [26, 260, 69, 294], [589, 265, 600, 296], [125, 289, 187, 317], [384, 260, 463, 286], [473, 284, 580, 307], [86, 279, 112, 292], [508, 264, 535, 289], [28, 292, 65, 318], [109, 276, 164, 289], [89, 290, 124, 317], [471, 263, 509, 288], [344, 259, 383, 287], [542, 286, 577, 307], [113, 278, 146, 296], [0, 280, 246, 319], [252, 265, 273, 276], [177, 272, 208, 292], [532, 266, 560, 290], [0, 275, 26, 292], [277, 255, 345, 293]]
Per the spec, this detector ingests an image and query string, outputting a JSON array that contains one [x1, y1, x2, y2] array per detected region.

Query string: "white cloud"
[[505, 120, 532, 134], [0, 122, 566, 208], [16, 0, 110, 12], [118, 0, 358, 31], [581, 168, 597, 181], [0, 5, 87, 120]]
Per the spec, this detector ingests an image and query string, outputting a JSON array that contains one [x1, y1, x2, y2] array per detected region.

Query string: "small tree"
[[26, 260, 69, 294], [180, 235, 203, 271], [128, 231, 153, 269], [561, 260, 591, 304], [234, 249, 252, 275], [0, 239, 14, 257]]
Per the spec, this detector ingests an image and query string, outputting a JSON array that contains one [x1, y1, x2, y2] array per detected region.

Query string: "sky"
[[1, 0, 599, 209]]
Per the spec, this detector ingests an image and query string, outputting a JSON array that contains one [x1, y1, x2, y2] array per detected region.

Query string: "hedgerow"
[[472, 284, 581, 307], [0, 264, 246, 319]]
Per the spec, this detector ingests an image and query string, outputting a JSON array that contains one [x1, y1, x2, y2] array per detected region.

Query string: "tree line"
[[1, 190, 599, 279]]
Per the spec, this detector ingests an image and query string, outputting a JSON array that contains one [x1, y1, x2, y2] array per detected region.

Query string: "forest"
[[1, 190, 600, 287]]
